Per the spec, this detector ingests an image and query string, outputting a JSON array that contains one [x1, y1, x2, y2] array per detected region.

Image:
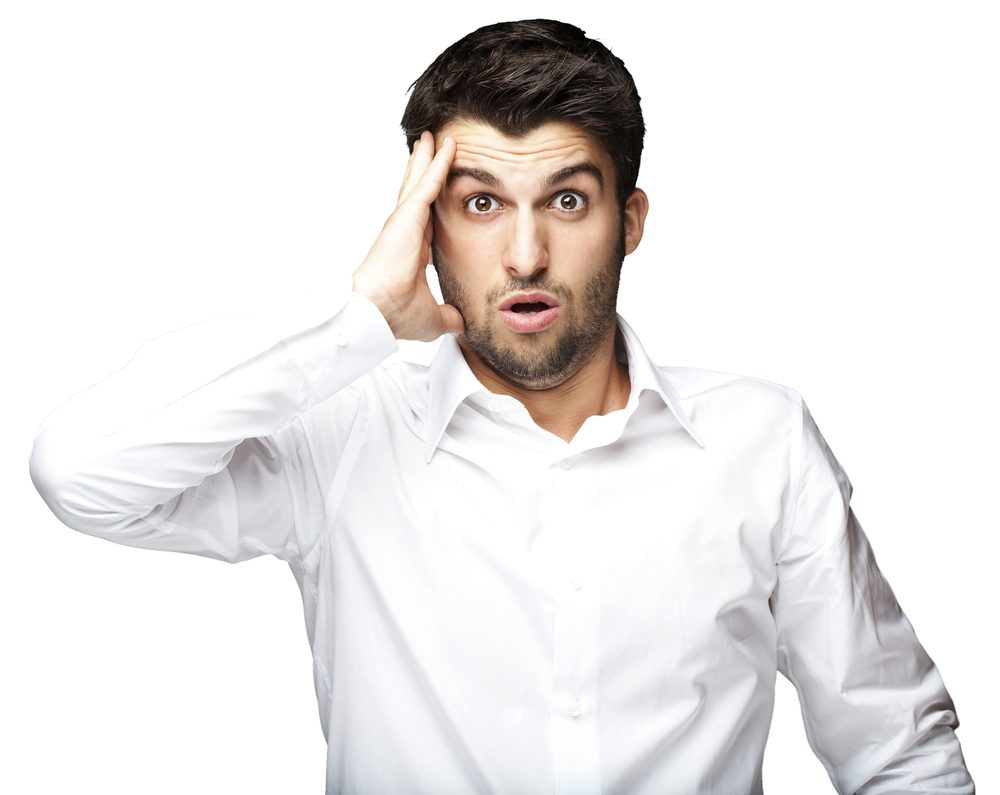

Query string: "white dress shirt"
[[29, 289, 973, 794]]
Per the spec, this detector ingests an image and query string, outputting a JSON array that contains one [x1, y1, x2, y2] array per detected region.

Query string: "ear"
[[622, 187, 649, 256]]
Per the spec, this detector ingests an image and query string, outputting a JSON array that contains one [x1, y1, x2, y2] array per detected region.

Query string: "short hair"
[[400, 19, 645, 210]]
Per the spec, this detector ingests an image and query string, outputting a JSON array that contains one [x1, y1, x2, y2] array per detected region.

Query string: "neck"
[[459, 325, 632, 443]]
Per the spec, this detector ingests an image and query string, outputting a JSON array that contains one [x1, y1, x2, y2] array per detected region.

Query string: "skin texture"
[[432, 119, 649, 440], [352, 118, 649, 441]]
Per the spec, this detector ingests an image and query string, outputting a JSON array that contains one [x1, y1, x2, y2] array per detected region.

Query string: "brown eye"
[[466, 195, 498, 214], [552, 191, 586, 212]]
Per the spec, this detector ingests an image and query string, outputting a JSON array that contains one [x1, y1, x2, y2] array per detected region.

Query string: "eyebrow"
[[446, 161, 605, 191]]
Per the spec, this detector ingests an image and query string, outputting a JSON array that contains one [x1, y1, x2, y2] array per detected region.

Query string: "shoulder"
[[659, 365, 806, 451], [619, 318, 804, 429], [343, 355, 435, 435], [664, 364, 804, 414]]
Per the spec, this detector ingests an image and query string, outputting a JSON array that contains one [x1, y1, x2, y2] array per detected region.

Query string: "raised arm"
[[352, 131, 463, 341], [29, 130, 459, 564], [28, 290, 398, 563]]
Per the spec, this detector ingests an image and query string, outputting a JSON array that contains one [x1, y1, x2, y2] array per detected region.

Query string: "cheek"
[[431, 211, 460, 255], [433, 211, 501, 265], [548, 218, 618, 260]]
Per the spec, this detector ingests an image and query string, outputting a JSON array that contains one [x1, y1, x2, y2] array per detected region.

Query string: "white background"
[[2, 1, 996, 792]]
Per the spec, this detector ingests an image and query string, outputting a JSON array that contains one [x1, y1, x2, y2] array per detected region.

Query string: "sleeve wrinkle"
[[770, 396, 973, 792], [29, 291, 399, 564]]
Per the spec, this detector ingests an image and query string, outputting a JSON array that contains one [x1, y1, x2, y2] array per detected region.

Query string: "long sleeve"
[[28, 289, 398, 563], [770, 397, 974, 793]]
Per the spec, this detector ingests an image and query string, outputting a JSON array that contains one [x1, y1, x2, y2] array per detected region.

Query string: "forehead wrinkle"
[[453, 140, 593, 164], [438, 120, 612, 194], [447, 160, 605, 193]]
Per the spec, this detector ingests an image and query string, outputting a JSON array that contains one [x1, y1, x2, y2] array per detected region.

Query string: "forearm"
[[773, 397, 974, 793], [29, 290, 397, 556], [855, 722, 974, 793]]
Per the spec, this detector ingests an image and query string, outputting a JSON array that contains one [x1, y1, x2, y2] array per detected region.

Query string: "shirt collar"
[[424, 314, 704, 462]]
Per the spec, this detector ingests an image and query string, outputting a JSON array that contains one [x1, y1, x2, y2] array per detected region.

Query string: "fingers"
[[438, 303, 465, 337], [404, 135, 456, 209], [396, 133, 423, 204], [397, 131, 435, 206]]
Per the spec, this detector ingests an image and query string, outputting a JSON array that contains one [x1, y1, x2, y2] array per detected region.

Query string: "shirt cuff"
[[280, 290, 399, 405]]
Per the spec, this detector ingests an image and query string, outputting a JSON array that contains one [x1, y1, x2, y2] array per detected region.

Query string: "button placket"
[[547, 454, 601, 794]]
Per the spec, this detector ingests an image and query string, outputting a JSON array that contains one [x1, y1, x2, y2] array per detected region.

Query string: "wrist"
[[351, 273, 400, 339]]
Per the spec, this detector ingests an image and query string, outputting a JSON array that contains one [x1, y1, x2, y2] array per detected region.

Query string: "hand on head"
[[352, 132, 465, 342]]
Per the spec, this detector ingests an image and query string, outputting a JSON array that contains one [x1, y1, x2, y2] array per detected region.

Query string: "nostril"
[[503, 250, 550, 276]]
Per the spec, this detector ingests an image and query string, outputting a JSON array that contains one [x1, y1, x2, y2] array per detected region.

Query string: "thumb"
[[438, 303, 465, 337]]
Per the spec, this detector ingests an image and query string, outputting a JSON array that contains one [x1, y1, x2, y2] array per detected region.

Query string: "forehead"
[[434, 118, 612, 185]]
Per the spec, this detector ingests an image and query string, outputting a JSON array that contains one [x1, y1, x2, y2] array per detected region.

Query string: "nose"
[[501, 208, 549, 280]]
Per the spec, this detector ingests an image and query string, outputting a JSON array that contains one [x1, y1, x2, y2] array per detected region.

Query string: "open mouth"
[[499, 293, 561, 332], [500, 292, 560, 311], [509, 301, 552, 315]]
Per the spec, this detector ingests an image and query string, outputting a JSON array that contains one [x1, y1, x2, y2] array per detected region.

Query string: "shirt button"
[[335, 331, 350, 347], [558, 458, 574, 470], [567, 698, 582, 718], [569, 575, 583, 591]]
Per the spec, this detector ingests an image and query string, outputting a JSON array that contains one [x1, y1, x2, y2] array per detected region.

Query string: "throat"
[[513, 351, 632, 443]]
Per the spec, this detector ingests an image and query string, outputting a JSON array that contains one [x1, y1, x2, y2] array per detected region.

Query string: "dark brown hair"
[[400, 19, 645, 209]]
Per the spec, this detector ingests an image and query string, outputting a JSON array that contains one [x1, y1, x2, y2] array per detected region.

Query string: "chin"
[[465, 314, 614, 392]]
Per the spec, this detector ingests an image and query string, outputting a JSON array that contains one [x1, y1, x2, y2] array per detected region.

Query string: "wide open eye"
[[464, 194, 501, 214], [550, 190, 587, 212]]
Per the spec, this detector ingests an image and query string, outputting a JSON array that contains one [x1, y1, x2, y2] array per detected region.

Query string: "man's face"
[[431, 118, 646, 391]]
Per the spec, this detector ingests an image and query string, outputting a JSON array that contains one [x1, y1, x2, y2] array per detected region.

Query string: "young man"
[[30, 19, 973, 794]]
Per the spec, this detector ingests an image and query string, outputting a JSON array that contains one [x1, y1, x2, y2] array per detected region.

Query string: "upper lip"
[[499, 292, 560, 311]]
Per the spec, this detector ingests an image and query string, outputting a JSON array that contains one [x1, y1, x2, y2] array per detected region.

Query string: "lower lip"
[[500, 306, 561, 333]]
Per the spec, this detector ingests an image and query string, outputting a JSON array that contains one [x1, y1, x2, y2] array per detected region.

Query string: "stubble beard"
[[432, 224, 626, 391]]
